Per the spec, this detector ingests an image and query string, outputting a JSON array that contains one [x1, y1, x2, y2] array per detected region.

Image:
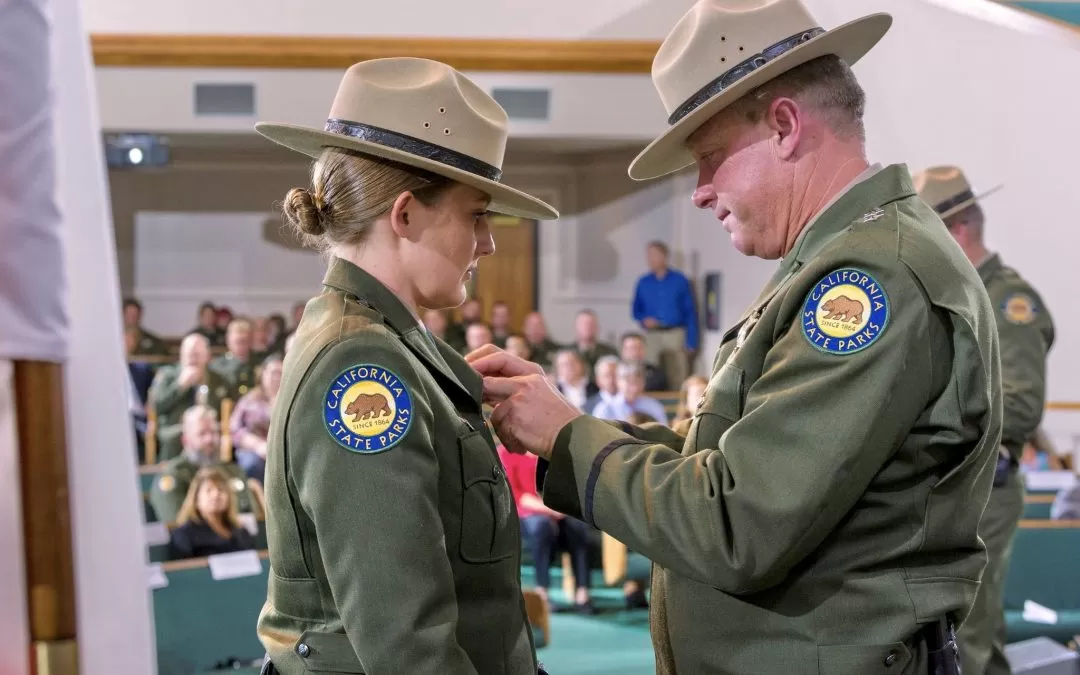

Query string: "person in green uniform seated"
[[148, 404, 253, 524], [521, 312, 560, 372], [122, 298, 168, 356], [915, 165, 1056, 675], [252, 56, 559, 675], [210, 316, 258, 400], [470, 2, 1003, 674], [148, 332, 233, 461]]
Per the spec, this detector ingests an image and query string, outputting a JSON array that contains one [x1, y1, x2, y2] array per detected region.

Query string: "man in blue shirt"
[[632, 241, 699, 388]]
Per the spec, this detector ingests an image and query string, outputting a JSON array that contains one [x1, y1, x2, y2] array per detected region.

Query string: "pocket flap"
[[817, 641, 912, 674], [459, 430, 499, 488], [295, 631, 365, 673]]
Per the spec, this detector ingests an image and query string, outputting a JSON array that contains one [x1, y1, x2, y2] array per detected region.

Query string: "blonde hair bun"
[[284, 187, 325, 237]]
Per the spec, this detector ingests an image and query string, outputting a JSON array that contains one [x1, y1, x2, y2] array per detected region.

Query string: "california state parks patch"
[[323, 364, 413, 454], [802, 268, 890, 355], [1002, 293, 1036, 325]]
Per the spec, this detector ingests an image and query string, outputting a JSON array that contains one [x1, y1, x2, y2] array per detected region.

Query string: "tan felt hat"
[[912, 165, 1003, 219], [255, 57, 558, 221], [629, 0, 893, 181]]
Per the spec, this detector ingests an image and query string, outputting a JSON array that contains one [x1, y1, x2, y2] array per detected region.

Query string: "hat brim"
[[936, 184, 1004, 219], [628, 13, 894, 181], [253, 123, 559, 221]]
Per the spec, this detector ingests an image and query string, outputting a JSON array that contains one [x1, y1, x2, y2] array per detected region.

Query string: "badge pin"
[[858, 208, 885, 223]]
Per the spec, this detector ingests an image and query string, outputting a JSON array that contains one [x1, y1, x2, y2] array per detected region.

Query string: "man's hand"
[[643, 317, 660, 329], [469, 348, 581, 460], [177, 365, 203, 389]]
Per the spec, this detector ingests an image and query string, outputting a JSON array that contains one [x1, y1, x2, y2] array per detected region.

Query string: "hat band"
[[324, 119, 503, 183], [933, 189, 975, 215], [667, 27, 826, 126]]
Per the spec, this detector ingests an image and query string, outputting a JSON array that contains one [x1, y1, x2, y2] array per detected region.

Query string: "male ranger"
[[916, 166, 1055, 675], [471, 1, 1003, 673]]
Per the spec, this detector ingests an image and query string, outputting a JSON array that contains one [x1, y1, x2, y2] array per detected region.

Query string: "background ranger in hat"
[[471, 1, 1003, 673], [916, 165, 1056, 675], [253, 57, 558, 674]]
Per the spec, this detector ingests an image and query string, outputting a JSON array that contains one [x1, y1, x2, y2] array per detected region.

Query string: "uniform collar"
[[320, 256, 484, 408], [789, 163, 911, 267], [977, 252, 1003, 285], [321, 256, 422, 336]]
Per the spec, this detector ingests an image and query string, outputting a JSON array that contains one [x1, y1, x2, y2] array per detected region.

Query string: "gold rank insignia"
[[158, 475, 175, 492], [1003, 293, 1036, 325]]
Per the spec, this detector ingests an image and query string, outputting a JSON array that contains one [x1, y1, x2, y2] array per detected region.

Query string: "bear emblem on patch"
[[323, 365, 413, 453], [802, 268, 890, 355]]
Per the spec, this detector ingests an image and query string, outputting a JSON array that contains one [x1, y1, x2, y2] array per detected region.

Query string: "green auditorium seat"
[[1003, 520, 1080, 645], [153, 551, 269, 675]]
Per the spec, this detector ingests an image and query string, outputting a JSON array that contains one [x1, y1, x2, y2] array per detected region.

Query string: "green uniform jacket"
[[574, 342, 618, 381], [526, 338, 562, 371], [257, 258, 536, 675], [148, 365, 234, 460], [147, 454, 252, 523], [135, 327, 169, 356], [210, 353, 258, 401], [978, 254, 1054, 451], [540, 165, 1003, 675]]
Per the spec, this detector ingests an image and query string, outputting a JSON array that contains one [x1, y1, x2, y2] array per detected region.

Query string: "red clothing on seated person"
[[497, 445, 546, 519]]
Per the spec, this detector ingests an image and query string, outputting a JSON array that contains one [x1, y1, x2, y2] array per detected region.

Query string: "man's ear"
[[767, 97, 801, 160], [389, 191, 414, 238]]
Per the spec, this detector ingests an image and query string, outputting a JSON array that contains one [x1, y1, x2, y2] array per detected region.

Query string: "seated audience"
[[620, 332, 668, 391], [446, 297, 482, 350], [591, 361, 668, 423], [490, 301, 513, 348], [148, 332, 232, 461], [230, 354, 283, 484], [504, 334, 532, 361], [498, 444, 595, 614], [210, 317, 257, 399], [250, 316, 272, 362], [572, 310, 618, 383], [583, 355, 620, 414], [191, 301, 223, 347], [265, 313, 288, 355], [462, 322, 493, 355], [168, 466, 256, 559], [149, 404, 254, 523], [123, 297, 168, 356], [554, 349, 597, 411], [522, 311, 561, 371], [673, 374, 709, 425]]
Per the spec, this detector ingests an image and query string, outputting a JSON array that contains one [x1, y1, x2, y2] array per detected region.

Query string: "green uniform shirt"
[[135, 327, 169, 356], [210, 353, 258, 401], [147, 454, 252, 524], [540, 165, 1003, 674], [148, 365, 234, 460], [526, 338, 562, 371], [978, 253, 1054, 451], [574, 342, 618, 381], [257, 257, 536, 675]]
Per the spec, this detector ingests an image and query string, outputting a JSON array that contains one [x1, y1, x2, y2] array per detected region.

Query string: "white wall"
[[84, 0, 695, 39]]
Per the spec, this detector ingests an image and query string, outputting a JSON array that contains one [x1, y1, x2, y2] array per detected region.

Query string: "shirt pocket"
[[817, 641, 913, 674], [458, 430, 515, 564], [686, 362, 744, 453]]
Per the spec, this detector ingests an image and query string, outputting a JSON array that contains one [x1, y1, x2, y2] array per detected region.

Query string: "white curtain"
[[0, 0, 158, 672]]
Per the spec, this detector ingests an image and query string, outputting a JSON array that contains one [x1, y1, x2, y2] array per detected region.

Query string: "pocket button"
[[883, 650, 898, 667], [492, 465, 502, 479], [296, 643, 310, 658]]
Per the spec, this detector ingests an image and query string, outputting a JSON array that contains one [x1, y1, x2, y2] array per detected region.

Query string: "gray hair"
[[616, 360, 644, 380], [594, 355, 620, 376]]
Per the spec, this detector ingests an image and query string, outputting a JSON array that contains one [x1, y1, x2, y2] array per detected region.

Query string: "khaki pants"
[[645, 327, 688, 390], [958, 465, 1025, 675]]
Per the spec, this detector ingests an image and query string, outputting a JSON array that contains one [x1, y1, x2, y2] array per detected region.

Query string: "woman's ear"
[[389, 191, 414, 238]]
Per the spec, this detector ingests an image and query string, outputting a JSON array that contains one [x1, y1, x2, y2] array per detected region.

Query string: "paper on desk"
[[147, 563, 168, 590], [208, 550, 263, 581], [238, 512, 258, 536], [144, 522, 170, 547], [1022, 600, 1058, 624]]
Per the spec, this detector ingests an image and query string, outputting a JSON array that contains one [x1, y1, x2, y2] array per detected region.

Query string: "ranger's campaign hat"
[[256, 57, 558, 220], [912, 165, 1003, 219], [629, 0, 892, 181]]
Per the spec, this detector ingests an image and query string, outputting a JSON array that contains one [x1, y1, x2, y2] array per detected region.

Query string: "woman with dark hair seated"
[[498, 443, 596, 614], [168, 466, 256, 559]]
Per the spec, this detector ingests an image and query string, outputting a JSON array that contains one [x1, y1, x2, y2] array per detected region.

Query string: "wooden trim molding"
[[90, 34, 660, 73]]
